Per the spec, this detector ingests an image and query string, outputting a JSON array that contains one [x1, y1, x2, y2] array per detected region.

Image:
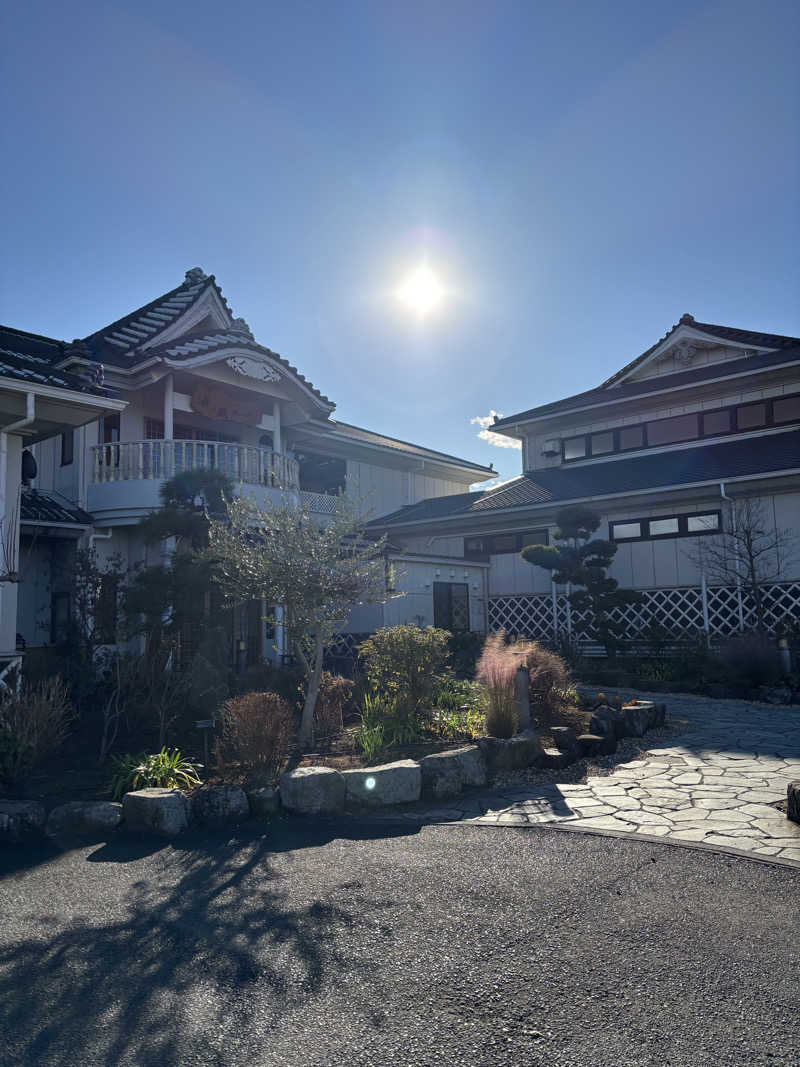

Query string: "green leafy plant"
[[434, 704, 486, 741], [357, 625, 451, 725], [108, 748, 202, 800]]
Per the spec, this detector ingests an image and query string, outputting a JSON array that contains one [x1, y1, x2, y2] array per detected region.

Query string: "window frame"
[[609, 509, 722, 543], [560, 391, 800, 463], [464, 528, 549, 561]]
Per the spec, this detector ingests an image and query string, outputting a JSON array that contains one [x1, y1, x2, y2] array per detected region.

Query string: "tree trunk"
[[298, 625, 324, 748]]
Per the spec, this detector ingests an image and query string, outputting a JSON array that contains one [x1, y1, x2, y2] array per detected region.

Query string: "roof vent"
[[541, 439, 560, 456]]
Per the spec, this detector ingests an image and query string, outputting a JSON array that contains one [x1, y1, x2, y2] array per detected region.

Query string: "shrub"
[[313, 672, 355, 738], [475, 631, 519, 738], [518, 641, 571, 727], [710, 632, 781, 689], [357, 626, 450, 723], [0, 676, 73, 781], [109, 748, 202, 800], [448, 630, 484, 679], [217, 691, 293, 777]]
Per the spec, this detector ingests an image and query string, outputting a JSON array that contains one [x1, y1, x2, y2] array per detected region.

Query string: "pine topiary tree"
[[521, 505, 641, 658]]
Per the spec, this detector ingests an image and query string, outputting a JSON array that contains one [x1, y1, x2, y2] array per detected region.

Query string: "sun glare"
[[396, 264, 444, 315]]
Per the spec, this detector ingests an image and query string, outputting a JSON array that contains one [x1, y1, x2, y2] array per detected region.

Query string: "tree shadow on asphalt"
[[0, 818, 416, 1066]]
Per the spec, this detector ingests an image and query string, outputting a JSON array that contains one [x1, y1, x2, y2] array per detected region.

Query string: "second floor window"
[[60, 430, 74, 466]]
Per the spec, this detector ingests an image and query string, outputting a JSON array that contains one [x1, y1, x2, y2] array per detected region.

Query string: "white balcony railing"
[[90, 440, 299, 490]]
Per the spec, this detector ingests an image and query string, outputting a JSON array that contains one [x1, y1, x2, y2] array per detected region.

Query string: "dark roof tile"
[[20, 489, 93, 526]]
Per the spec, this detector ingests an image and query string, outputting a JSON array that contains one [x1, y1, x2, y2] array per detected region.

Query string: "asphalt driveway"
[[0, 821, 797, 1067]]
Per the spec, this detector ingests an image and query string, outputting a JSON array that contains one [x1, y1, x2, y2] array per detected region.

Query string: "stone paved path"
[[370, 692, 800, 867]]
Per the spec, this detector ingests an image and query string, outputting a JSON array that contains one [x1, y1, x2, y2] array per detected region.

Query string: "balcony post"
[[273, 401, 281, 455], [163, 374, 174, 440]]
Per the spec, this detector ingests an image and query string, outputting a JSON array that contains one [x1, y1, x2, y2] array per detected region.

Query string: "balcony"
[[88, 440, 300, 524]]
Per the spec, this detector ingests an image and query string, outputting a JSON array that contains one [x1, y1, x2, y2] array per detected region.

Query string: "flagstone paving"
[[371, 692, 800, 866]]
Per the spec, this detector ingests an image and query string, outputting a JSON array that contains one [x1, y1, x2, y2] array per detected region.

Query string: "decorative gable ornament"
[[226, 355, 281, 383], [672, 340, 697, 367]]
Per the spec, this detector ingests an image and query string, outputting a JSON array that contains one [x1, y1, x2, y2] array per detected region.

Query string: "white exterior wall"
[[346, 459, 465, 519]]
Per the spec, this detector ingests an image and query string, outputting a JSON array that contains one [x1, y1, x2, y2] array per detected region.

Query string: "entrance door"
[[433, 582, 469, 631]]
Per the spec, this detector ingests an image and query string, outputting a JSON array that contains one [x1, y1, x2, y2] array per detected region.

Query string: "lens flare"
[[396, 264, 444, 315]]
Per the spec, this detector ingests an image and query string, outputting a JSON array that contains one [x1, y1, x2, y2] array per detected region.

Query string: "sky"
[[1, 0, 798, 487]]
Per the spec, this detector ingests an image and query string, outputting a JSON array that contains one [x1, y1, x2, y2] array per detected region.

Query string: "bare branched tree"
[[685, 495, 797, 632]]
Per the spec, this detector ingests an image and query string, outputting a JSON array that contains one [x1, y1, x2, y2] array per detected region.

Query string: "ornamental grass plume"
[[475, 631, 519, 738]]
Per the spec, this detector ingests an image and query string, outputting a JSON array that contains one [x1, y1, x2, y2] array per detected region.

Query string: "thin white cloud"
[[470, 411, 522, 450]]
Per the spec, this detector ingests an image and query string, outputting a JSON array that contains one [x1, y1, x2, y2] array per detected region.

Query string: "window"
[[590, 431, 614, 455], [100, 412, 120, 445], [563, 436, 586, 461], [618, 425, 644, 451], [433, 582, 469, 632], [60, 430, 74, 466], [736, 402, 767, 430], [646, 413, 699, 446], [465, 529, 548, 559], [610, 510, 721, 542], [610, 521, 642, 541], [701, 409, 731, 436], [773, 395, 800, 424], [649, 517, 680, 537], [687, 513, 720, 533]]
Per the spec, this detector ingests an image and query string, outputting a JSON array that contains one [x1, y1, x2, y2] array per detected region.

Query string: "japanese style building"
[[372, 315, 800, 646]]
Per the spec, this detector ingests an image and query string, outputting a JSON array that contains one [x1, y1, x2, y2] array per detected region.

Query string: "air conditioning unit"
[[541, 439, 560, 456]]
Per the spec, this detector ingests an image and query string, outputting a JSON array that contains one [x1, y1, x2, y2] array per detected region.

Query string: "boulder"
[[593, 704, 627, 738], [343, 759, 421, 807], [541, 746, 571, 769], [589, 713, 616, 740], [122, 788, 189, 836], [623, 699, 657, 728], [45, 801, 122, 837], [247, 786, 280, 818], [788, 781, 800, 825], [577, 733, 608, 758], [476, 731, 544, 775], [758, 686, 793, 705], [622, 704, 650, 738], [654, 702, 667, 727], [0, 800, 45, 845], [279, 766, 345, 815], [550, 726, 578, 754], [420, 746, 487, 799], [191, 785, 249, 827]]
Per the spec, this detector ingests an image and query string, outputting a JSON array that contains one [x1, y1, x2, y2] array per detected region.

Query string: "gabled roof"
[[330, 422, 495, 474], [603, 314, 800, 387], [82, 267, 220, 365], [20, 489, 93, 527], [145, 328, 334, 408], [0, 326, 106, 394], [492, 343, 800, 429], [371, 429, 800, 527]]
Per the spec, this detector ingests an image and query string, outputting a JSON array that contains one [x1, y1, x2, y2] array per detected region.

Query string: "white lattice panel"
[[488, 581, 800, 646]]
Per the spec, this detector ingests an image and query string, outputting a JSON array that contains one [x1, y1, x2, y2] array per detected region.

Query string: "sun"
[[396, 264, 444, 315]]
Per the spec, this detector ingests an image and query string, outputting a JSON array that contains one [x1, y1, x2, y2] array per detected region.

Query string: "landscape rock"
[[279, 766, 345, 815], [247, 786, 280, 818], [758, 686, 793, 705], [541, 746, 571, 769], [191, 785, 249, 827], [589, 712, 616, 741], [654, 702, 667, 727], [577, 733, 608, 757], [45, 801, 122, 837], [593, 704, 627, 738], [343, 759, 421, 807], [420, 746, 487, 799], [477, 731, 544, 775], [0, 800, 45, 845], [624, 699, 657, 728], [550, 726, 578, 753], [122, 788, 189, 836], [788, 781, 800, 824], [622, 703, 650, 737]]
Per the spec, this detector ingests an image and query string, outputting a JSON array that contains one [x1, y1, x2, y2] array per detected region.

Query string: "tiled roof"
[[147, 330, 334, 408], [493, 342, 800, 429], [372, 430, 800, 526], [602, 315, 800, 387], [0, 326, 105, 393], [20, 489, 93, 527], [79, 268, 334, 410], [83, 267, 216, 364]]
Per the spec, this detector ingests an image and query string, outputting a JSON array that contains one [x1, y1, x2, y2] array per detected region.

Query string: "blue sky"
[[2, 0, 798, 485]]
